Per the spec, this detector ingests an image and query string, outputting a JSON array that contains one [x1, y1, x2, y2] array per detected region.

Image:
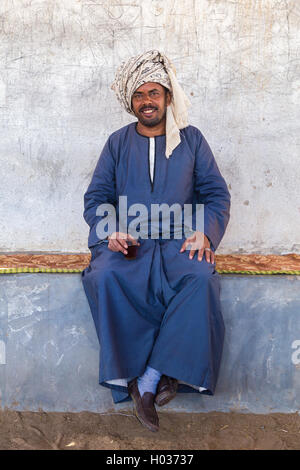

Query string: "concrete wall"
[[0, 0, 299, 254], [1, 273, 300, 413]]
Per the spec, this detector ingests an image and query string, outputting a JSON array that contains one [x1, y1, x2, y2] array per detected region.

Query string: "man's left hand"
[[179, 231, 215, 263]]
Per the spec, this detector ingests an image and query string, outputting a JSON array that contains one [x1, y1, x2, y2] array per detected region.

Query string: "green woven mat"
[[1, 267, 300, 275]]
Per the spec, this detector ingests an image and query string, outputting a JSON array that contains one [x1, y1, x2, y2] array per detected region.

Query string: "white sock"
[[137, 366, 162, 397]]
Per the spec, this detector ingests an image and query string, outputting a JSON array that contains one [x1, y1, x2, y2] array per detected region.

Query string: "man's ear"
[[166, 90, 172, 106]]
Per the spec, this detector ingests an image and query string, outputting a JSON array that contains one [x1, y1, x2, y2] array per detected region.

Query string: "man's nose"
[[141, 95, 154, 107], [141, 99, 154, 109]]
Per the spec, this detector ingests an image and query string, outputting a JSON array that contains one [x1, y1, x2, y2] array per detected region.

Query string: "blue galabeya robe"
[[81, 122, 231, 403]]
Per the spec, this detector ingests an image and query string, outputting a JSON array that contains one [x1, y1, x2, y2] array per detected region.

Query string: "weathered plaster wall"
[[0, 0, 299, 253]]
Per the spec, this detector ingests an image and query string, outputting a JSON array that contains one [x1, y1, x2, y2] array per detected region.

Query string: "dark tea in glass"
[[124, 240, 138, 260]]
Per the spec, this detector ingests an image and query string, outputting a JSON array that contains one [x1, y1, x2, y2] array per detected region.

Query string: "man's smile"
[[139, 107, 157, 117]]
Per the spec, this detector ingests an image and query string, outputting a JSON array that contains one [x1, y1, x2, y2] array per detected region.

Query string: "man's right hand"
[[107, 232, 140, 255]]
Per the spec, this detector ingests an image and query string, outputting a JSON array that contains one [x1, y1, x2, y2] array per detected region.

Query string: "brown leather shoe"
[[128, 378, 159, 432], [155, 375, 178, 406]]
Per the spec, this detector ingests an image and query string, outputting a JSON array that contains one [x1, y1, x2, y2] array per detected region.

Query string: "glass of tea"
[[124, 240, 139, 260]]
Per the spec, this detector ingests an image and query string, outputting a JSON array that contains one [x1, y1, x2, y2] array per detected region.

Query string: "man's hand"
[[180, 231, 214, 263], [107, 232, 140, 255]]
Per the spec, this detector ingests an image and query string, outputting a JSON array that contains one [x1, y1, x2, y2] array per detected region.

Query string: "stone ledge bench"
[[0, 254, 299, 414]]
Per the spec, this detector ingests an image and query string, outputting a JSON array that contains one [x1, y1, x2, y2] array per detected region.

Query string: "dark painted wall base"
[[0, 274, 299, 413]]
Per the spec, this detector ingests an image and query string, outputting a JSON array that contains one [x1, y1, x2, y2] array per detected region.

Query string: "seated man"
[[81, 50, 231, 432]]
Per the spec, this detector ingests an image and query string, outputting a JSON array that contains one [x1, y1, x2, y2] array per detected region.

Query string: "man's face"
[[131, 82, 171, 128]]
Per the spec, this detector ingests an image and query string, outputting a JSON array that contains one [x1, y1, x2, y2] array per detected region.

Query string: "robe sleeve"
[[83, 137, 117, 248], [193, 131, 231, 252]]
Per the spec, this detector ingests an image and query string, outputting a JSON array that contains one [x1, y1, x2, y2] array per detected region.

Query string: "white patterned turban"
[[111, 50, 191, 158]]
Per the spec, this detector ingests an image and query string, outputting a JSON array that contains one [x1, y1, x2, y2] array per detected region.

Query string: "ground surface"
[[0, 410, 300, 450]]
